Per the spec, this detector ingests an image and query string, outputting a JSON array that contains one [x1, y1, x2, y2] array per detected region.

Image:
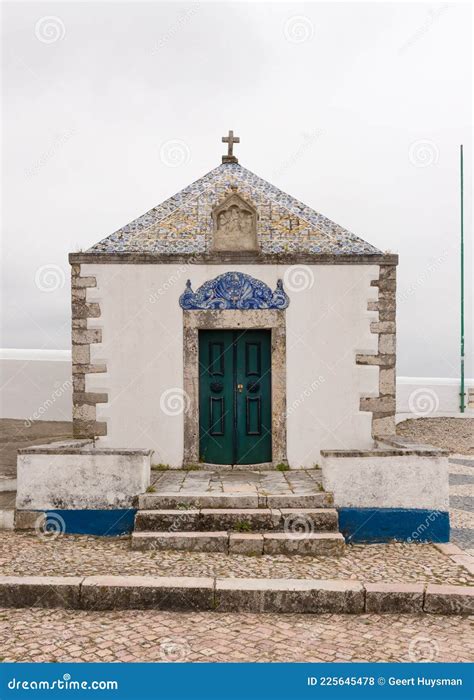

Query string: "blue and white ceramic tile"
[[88, 163, 381, 256]]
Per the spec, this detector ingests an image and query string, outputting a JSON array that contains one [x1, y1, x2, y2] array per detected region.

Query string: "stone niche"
[[211, 190, 259, 252]]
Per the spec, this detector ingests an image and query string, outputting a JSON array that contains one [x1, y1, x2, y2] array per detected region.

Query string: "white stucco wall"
[[321, 452, 450, 511], [82, 263, 380, 467], [16, 446, 151, 510]]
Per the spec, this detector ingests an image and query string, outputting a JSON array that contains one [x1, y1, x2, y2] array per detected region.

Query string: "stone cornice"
[[69, 252, 399, 266]]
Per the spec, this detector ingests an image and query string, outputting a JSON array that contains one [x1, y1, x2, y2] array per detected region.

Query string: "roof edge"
[[69, 252, 399, 266]]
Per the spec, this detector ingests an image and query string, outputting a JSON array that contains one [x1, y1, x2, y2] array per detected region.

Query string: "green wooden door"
[[199, 330, 272, 465]]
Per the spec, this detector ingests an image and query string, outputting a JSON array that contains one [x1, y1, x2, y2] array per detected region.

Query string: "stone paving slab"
[[1, 532, 471, 585], [150, 470, 323, 497], [0, 608, 472, 662]]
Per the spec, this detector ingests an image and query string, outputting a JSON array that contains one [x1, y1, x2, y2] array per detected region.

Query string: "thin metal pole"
[[460, 144, 465, 412]]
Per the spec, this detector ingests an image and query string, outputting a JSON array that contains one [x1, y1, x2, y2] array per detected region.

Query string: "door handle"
[[236, 384, 243, 393]]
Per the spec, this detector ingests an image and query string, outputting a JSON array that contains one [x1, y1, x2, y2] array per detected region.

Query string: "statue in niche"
[[211, 191, 259, 252]]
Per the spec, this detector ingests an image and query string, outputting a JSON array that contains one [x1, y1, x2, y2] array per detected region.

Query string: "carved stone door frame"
[[183, 309, 287, 467]]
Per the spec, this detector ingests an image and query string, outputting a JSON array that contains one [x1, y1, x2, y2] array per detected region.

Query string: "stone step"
[[134, 508, 339, 533], [0, 574, 472, 614], [138, 491, 334, 510], [130, 531, 345, 556]]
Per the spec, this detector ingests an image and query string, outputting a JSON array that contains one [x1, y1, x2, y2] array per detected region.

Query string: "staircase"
[[131, 469, 345, 556]]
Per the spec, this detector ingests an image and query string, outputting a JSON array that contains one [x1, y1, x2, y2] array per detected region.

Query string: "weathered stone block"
[[379, 307, 396, 321], [356, 354, 396, 368], [131, 531, 228, 553], [365, 583, 424, 613], [424, 584, 474, 614], [14, 510, 44, 531], [279, 508, 339, 531], [81, 576, 215, 611], [72, 276, 97, 288], [71, 287, 87, 302], [229, 533, 264, 555], [72, 363, 107, 375], [372, 415, 396, 437], [72, 375, 85, 393], [72, 302, 101, 319], [0, 576, 82, 608], [370, 321, 396, 334], [199, 508, 280, 531], [379, 368, 396, 395], [73, 392, 108, 406], [379, 266, 396, 280], [215, 578, 363, 614], [266, 493, 334, 508], [72, 318, 87, 330], [378, 334, 396, 354], [73, 403, 96, 422], [134, 509, 200, 532], [360, 396, 396, 413], [72, 329, 102, 345], [138, 493, 260, 510], [263, 532, 345, 557], [72, 345, 90, 365], [73, 420, 107, 438]]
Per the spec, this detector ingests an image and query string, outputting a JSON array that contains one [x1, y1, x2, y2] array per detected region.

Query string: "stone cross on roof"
[[222, 130, 240, 164]]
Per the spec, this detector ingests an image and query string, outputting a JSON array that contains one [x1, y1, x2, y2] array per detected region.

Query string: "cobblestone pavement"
[[0, 532, 471, 584], [449, 457, 474, 555], [0, 608, 472, 663], [396, 417, 474, 455]]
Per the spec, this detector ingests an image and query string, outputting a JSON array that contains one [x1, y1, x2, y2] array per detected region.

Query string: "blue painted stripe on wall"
[[44, 509, 136, 536], [338, 507, 450, 544]]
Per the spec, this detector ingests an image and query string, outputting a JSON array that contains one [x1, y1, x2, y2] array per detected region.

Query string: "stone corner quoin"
[[357, 264, 397, 438], [71, 263, 107, 440]]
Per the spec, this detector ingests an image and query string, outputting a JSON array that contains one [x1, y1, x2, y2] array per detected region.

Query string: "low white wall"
[[16, 441, 151, 510], [0, 349, 72, 421], [321, 450, 450, 511], [396, 376, 474, 415]]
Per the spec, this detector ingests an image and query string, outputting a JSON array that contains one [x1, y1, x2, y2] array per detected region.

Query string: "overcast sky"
[[1, 1, 472, 377]]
